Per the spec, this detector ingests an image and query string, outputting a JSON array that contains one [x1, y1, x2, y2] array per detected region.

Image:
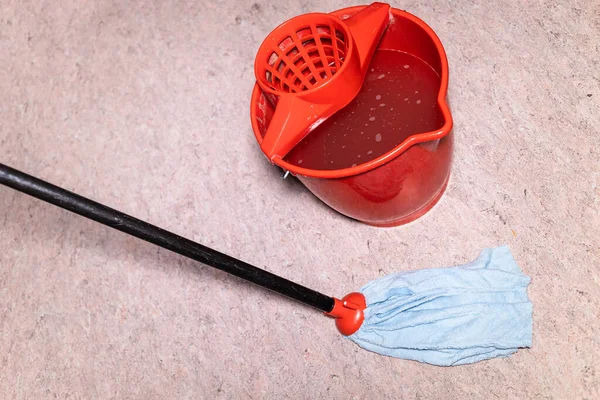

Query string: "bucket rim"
[[250, 5, 453, 179]]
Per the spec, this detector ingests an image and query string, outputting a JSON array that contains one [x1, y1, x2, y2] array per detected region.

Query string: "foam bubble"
[[369, 116, 376, 121], [375, 95, 382, 100], [416, 100, 421, 104], [378, 74, 385, 79], [375, 133, 382, 142]]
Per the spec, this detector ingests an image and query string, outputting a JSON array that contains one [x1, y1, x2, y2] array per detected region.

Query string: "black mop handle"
[[0, 163, 335, 313]]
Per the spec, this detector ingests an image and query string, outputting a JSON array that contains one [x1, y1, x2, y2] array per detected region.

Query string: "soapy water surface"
[[285, 50, 444, 170]]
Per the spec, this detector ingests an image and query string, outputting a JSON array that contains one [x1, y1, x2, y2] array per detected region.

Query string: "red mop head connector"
[[326, 292, 367, 336]]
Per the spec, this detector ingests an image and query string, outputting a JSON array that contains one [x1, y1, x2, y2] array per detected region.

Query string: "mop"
[[0, 164, 532, 366]]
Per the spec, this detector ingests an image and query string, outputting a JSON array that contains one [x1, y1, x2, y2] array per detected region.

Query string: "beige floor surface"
[[1, 1, 599, 398]]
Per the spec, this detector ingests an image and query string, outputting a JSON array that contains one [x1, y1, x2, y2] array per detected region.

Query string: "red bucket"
[[250, 6, 453, 227]]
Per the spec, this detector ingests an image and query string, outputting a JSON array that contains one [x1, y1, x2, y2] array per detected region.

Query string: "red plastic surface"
[[326, 292, 366, 336], [254, 3, 391, 160], [250, 6, 453, 227]]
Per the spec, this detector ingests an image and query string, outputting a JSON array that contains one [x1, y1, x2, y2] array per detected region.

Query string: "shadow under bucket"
[[250, 5, 453, 227]]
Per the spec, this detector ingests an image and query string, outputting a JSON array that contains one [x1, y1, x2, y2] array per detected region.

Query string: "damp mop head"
[[328, 246, 533, 366]]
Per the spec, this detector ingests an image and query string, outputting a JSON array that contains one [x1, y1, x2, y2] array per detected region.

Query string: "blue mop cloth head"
[[349, 246, 533, 366]]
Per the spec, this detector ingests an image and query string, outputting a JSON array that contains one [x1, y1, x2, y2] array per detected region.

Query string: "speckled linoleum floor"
[[1, 1, 599, 398]]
